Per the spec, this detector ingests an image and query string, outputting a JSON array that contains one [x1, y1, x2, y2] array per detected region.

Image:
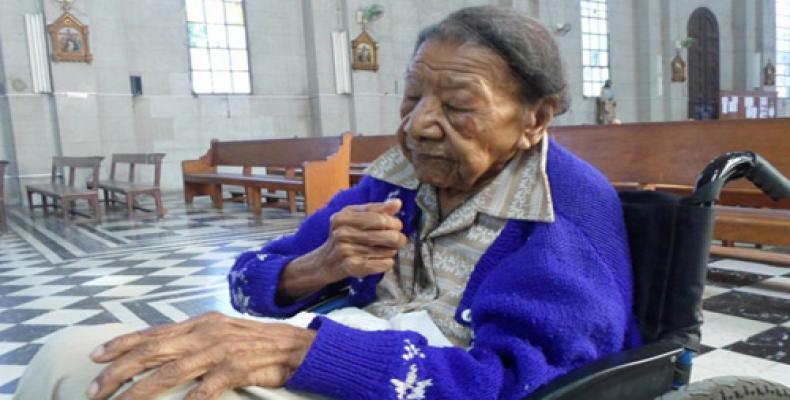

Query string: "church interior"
[[0, 0, 788, 398]]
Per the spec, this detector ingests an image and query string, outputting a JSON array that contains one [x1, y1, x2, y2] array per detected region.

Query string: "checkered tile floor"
[[0, 196, 300, 397], [0, 196, 788, 398], [694, 259, 790, 384]]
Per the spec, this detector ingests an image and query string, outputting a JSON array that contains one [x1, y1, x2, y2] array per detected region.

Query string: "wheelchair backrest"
[[619, 190, 715, 351]]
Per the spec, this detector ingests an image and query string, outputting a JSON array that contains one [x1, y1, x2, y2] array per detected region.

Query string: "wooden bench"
[[349, 134, 398, 185], [0, 161, 8, 232], [26, 156, 104, 224], [182, 133, 351, 216], [96, 153, 166, 219], [550, 118, 790, 264]]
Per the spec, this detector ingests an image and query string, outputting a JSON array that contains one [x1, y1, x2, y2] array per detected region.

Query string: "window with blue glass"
[[581, 0, 610, 97], [186, 0, 251, 94]]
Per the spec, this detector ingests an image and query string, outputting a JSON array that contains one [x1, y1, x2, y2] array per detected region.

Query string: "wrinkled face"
[[398, 39, 544, 192]]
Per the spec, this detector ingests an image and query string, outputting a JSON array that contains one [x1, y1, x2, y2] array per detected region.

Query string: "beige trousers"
[[13, 323, 325, 400], [14, 308, 450, 399]]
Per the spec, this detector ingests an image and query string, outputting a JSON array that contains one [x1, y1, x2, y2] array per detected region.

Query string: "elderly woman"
[[16, 6, 637, 400]]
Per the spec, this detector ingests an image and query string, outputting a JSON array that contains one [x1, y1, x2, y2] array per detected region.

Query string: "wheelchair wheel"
[[658, 376, 790, 399]]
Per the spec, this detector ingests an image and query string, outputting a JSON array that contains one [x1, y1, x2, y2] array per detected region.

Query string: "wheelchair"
[[526, 152, 790, 399], [311, 151, 790, 399]]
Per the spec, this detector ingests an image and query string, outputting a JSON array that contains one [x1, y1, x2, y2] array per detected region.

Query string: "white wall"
[[0, 0, 781, 203]]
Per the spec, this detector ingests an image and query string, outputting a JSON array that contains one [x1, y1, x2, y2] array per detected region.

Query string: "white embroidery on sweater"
[[231, 286, 250, 313], [402, 339, 426, 361], [391, 364, 433, 400], [228, 267, 248, 286], [228, 266, 263, 316]]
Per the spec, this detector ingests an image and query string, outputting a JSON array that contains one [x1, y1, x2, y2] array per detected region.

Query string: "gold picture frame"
[[351, 30, 378, 71], [48, 12, 92, 63]]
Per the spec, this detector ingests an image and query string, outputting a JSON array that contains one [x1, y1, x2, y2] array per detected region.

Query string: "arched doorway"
[[687, 7, 720, 120]]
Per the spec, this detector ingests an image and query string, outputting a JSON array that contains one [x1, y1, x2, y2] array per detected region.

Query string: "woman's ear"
[[519, 96, 558, 150]]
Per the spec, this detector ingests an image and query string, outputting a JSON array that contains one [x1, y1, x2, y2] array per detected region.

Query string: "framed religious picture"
[[351, 30, 378, 71], [670, 53, 686, 82], [48, 12, 93, 63]]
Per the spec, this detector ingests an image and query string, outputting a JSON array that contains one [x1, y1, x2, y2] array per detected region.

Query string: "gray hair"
[[415, 6, 570, 115]]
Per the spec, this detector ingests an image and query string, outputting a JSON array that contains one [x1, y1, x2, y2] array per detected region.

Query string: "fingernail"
[[86, 381, 99, 398], [89, 344, 104, 360]]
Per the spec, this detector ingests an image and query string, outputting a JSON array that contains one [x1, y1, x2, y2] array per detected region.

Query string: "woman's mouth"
[[407, 146, 449, 160]]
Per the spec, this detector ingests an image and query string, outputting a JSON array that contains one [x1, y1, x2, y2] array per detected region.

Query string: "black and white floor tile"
[[0, 196, 300, 397], [694, 259, 790, 384], [0, 196, 788, 398]]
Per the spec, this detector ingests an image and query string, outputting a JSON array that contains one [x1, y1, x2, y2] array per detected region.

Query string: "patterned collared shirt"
[[362, 138, 554, 347]]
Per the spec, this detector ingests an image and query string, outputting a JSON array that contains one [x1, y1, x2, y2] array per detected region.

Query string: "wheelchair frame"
[[526, 152, 790, 399]]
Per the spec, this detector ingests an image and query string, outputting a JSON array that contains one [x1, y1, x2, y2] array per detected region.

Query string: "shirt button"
[[461, 308, 472, 323]]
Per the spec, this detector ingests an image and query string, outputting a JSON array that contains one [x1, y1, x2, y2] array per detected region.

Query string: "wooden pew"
[[0, 161, 7, 232], [26, 156, 104, 224], [182, 133, 351, 216], [350, 134, 398, 185], [550, 118, 790, 263], [97, 153, 166, 219]]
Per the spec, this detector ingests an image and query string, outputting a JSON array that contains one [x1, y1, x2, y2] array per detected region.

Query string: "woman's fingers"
[[345, 199, 402, 215], [183, 372, 232, 400], [88, 316, 317, 400], [111, 344, 230, 400], [343, 257, 396, 278], [333, 200, 403, 231], [91, 318, 198, 363], [90, 329, 215, 399], [332, 209, 404, 231], [332, 226, 408, 249], [338, 244, 399, 258], [184, 352, 293, 400]]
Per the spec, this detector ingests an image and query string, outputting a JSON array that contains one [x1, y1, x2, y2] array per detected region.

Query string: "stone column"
[[633, 0, 665, 121], [301, 0, 355, 137], [0, 0, 62, 204]]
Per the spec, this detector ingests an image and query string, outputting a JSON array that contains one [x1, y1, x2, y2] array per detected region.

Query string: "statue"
[[671, 37, 693, 83], [596, 80, 617, 124], [764, 59, 775, 86], [671, 52, 686, 82]]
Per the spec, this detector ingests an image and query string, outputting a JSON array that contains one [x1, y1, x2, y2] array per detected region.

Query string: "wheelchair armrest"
[[306, 289, 350, 314], [525, 340, 684, 400]]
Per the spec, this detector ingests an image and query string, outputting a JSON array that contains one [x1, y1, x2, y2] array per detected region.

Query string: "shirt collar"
[[364, 138, 554, 222], [363, 146, 420, 190]]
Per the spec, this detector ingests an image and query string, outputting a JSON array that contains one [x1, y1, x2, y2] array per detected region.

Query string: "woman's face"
[[398, 39, 549, 192]]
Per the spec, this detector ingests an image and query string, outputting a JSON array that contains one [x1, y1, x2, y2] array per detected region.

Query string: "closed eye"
[[443, 103, 472, 113]]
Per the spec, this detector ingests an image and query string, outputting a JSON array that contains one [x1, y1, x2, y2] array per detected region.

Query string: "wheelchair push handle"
[[747, 153, 790, 201], [685, 151, 790, 206]]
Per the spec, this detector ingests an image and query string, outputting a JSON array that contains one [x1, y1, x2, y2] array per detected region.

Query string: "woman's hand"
[[86, 312, 316, 400], [277, 199, 408, 300], [321, 199, 408, 278]]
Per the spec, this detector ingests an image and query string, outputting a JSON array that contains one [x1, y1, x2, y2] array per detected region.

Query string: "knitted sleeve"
[[227, 178, 376, 318], [286, 218, 634, 400]]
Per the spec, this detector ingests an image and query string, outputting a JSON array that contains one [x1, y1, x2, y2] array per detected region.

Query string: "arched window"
[[185, 0, 251, 94], [777, 0, 790, 97], [581, 0, 610, 97]]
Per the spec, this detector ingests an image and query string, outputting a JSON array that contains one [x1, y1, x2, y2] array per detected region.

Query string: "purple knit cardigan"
[[228, 139, 638, 400]]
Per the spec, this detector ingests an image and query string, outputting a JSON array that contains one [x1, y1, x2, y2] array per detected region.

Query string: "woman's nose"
[[403, 98, 444, 141]]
